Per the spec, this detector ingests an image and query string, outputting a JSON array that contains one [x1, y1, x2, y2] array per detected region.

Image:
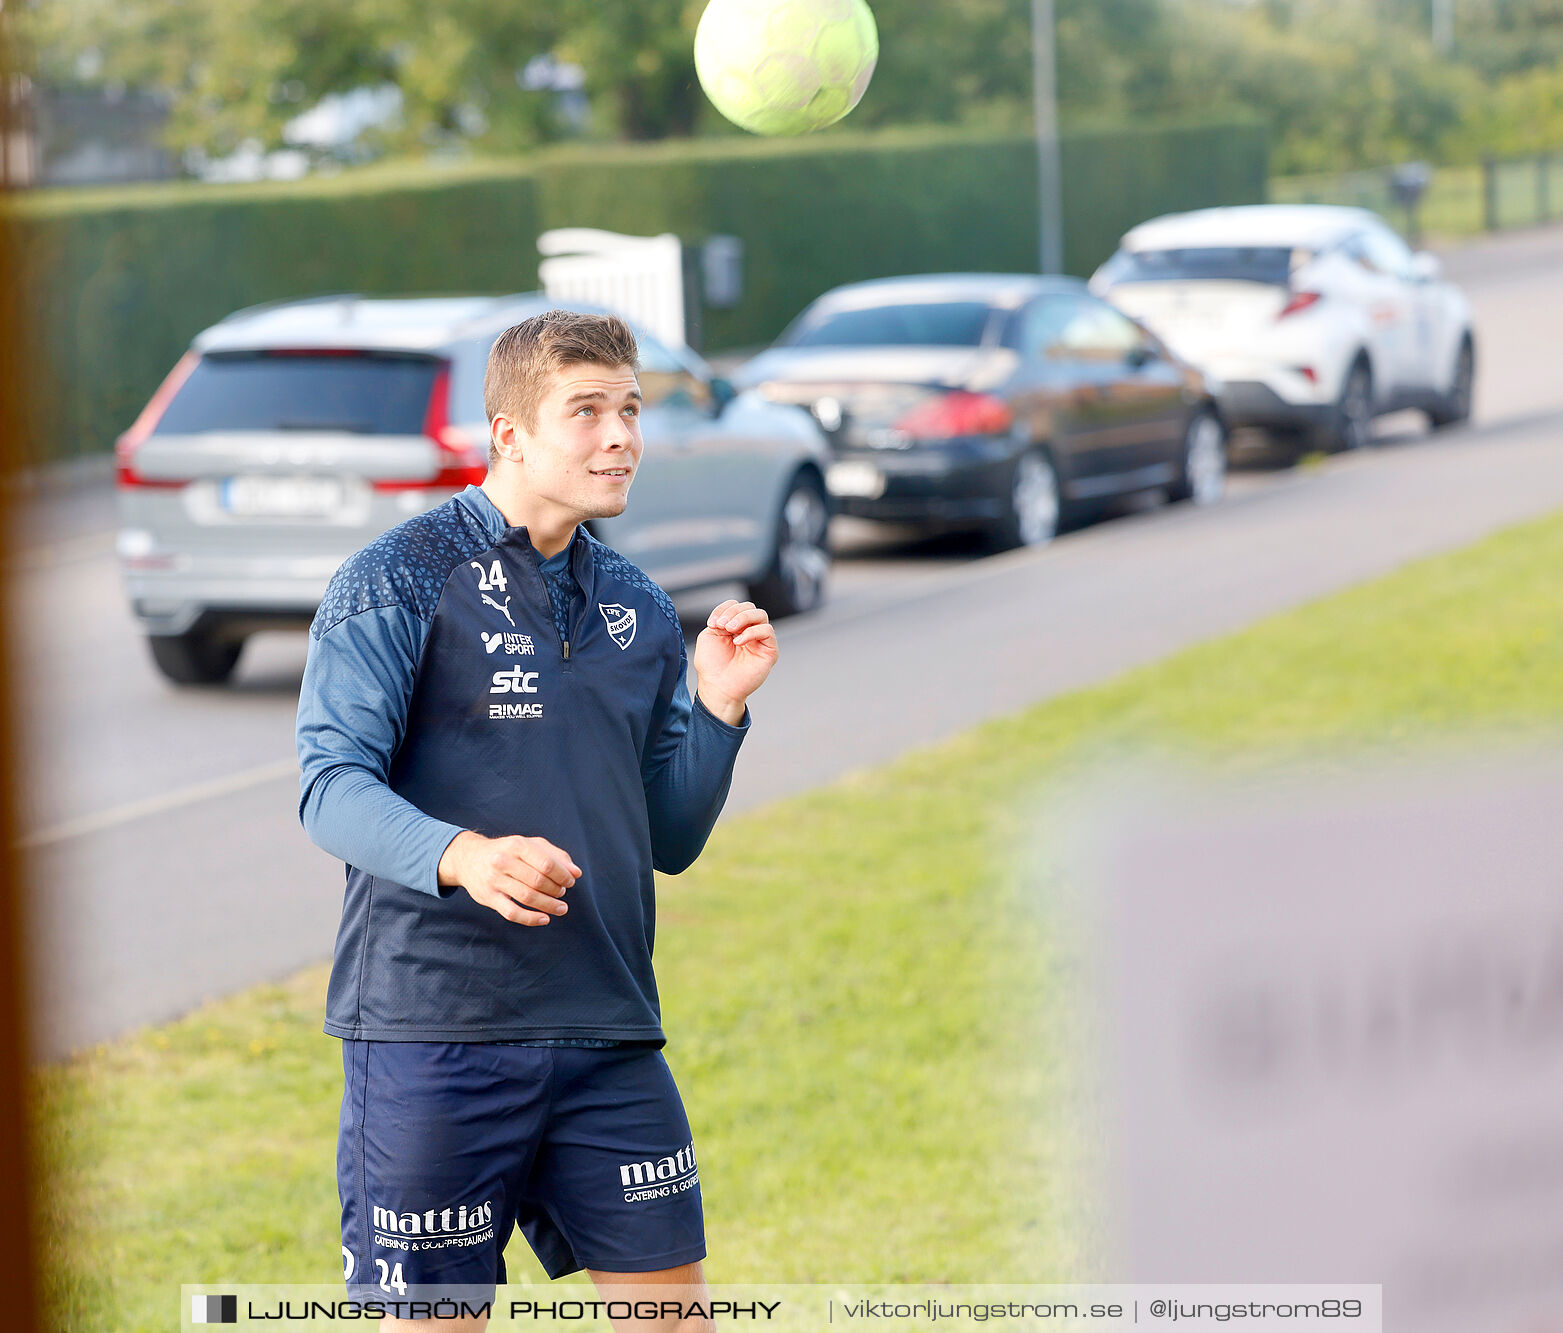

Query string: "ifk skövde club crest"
[[598, 603, 636, 650]]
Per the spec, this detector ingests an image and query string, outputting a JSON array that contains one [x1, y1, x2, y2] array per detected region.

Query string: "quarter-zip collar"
[[454, 482, 509, 542], [456, 484, 595, 661], [455, 483, 595, 591]]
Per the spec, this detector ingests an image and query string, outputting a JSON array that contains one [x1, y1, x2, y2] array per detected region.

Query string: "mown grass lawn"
[[38, 507, 1563, 1330]]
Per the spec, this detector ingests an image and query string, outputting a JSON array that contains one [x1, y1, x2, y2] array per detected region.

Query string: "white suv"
[[1090, 205, 1474, 452]]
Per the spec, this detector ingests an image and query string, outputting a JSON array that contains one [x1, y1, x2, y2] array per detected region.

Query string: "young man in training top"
[[296, 309, 778, 1330]]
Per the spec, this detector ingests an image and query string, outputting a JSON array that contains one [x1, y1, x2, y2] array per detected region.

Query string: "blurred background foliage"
[[9, 0, 1563, 176]]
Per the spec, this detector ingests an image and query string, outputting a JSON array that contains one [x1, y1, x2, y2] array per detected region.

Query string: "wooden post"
[[0, 60, 43, 1333], [1482, 155, 1500, 232]]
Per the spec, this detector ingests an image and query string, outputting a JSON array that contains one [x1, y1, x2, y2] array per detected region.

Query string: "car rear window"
[[153, 350, 442, 435], [782, 300, 997, 348], [1099, 246, 1300, 286]]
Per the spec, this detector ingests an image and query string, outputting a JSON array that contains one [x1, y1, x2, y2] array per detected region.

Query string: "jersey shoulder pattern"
[[585, 531, 681, 637], [312, 499, 494, 640]]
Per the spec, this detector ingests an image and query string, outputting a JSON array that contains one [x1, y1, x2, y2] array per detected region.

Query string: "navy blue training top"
[[295, 484, 749, 1044]]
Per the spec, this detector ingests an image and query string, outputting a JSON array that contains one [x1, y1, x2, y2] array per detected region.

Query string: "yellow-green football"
[[694, 0, 879, 137]]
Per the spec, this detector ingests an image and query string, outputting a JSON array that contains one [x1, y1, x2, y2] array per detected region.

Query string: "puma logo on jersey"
[[481, 594, 514, 627]]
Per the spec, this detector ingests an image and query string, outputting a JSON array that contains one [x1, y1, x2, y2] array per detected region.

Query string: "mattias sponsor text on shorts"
[[619, 1141, 698, 1203]]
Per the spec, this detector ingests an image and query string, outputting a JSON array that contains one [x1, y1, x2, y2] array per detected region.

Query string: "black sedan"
[[732, 273, 1228, 550]]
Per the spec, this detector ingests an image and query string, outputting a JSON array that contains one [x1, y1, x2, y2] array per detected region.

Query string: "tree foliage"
[[12, 0, 1563, 173]]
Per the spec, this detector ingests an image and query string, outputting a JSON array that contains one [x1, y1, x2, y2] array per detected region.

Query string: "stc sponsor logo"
[[618, 1141, 698, 1202], [488, 665, 543, 719], [490, 666, 540, 694], [482, 631, 535, 655]]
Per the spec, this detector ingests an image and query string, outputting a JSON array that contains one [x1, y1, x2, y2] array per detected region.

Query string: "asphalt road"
[[13, 223, 1563, 1060]]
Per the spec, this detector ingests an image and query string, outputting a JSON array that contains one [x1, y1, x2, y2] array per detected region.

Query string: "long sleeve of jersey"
[[296, 603, 466, 897], [639, 638, 750, 875]]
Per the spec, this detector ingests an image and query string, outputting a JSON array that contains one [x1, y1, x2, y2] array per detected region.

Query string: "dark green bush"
[[7, 118, 1264, 465]]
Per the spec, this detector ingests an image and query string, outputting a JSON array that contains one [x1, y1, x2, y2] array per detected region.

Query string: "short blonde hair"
[[483, 310, 640, 465]]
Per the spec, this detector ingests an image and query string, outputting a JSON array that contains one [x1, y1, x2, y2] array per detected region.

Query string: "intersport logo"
[[482, 632, 535, 656]]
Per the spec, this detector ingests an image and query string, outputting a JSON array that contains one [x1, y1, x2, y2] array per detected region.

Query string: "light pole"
[[1031, 0, 1063, 273], [1432, 0, 1454, 54]]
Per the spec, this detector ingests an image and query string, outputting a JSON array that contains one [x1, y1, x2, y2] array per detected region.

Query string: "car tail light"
[[372, 363, 488, 492], [115, 350, 200, 488], [894, 390, 1013, 441], [1277, 291, 1322, 320]]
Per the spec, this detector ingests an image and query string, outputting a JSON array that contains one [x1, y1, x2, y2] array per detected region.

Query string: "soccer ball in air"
[[694, 0, 879, 137]]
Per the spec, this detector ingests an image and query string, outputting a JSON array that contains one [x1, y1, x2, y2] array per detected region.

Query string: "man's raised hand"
[[438, 830, 580, 926], [692, 598, 779, 726]]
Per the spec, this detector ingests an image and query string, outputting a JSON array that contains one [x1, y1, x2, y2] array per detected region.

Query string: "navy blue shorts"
[[337, 1041, 705, 1298]]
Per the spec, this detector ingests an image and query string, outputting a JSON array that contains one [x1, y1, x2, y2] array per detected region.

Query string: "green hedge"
[[6, 119, 1264, 466], [532, 120, 1268, 349], [8, 163, 543, 468]]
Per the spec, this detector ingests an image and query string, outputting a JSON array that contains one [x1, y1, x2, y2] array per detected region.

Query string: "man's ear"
[[491, 413, 524, 465]]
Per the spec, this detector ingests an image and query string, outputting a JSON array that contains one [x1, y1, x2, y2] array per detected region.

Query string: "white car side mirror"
[[1409, 251, 1442, 282]]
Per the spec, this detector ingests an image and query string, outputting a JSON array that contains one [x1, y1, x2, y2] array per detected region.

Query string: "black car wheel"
[[1428, 335, 1474, 429], [1167, 409, 1227, 505], [1317, 358, 1374, 452], [989, 448, 1060, 552], [747, 471, 830, 618], [147, 628, 244, 685]]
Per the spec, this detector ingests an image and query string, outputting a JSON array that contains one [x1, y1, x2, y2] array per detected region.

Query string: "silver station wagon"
[[115, 293, 832, 684]]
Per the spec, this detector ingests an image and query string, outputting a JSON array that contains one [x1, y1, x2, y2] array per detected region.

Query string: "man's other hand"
[[438, 831, 580, 925]]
